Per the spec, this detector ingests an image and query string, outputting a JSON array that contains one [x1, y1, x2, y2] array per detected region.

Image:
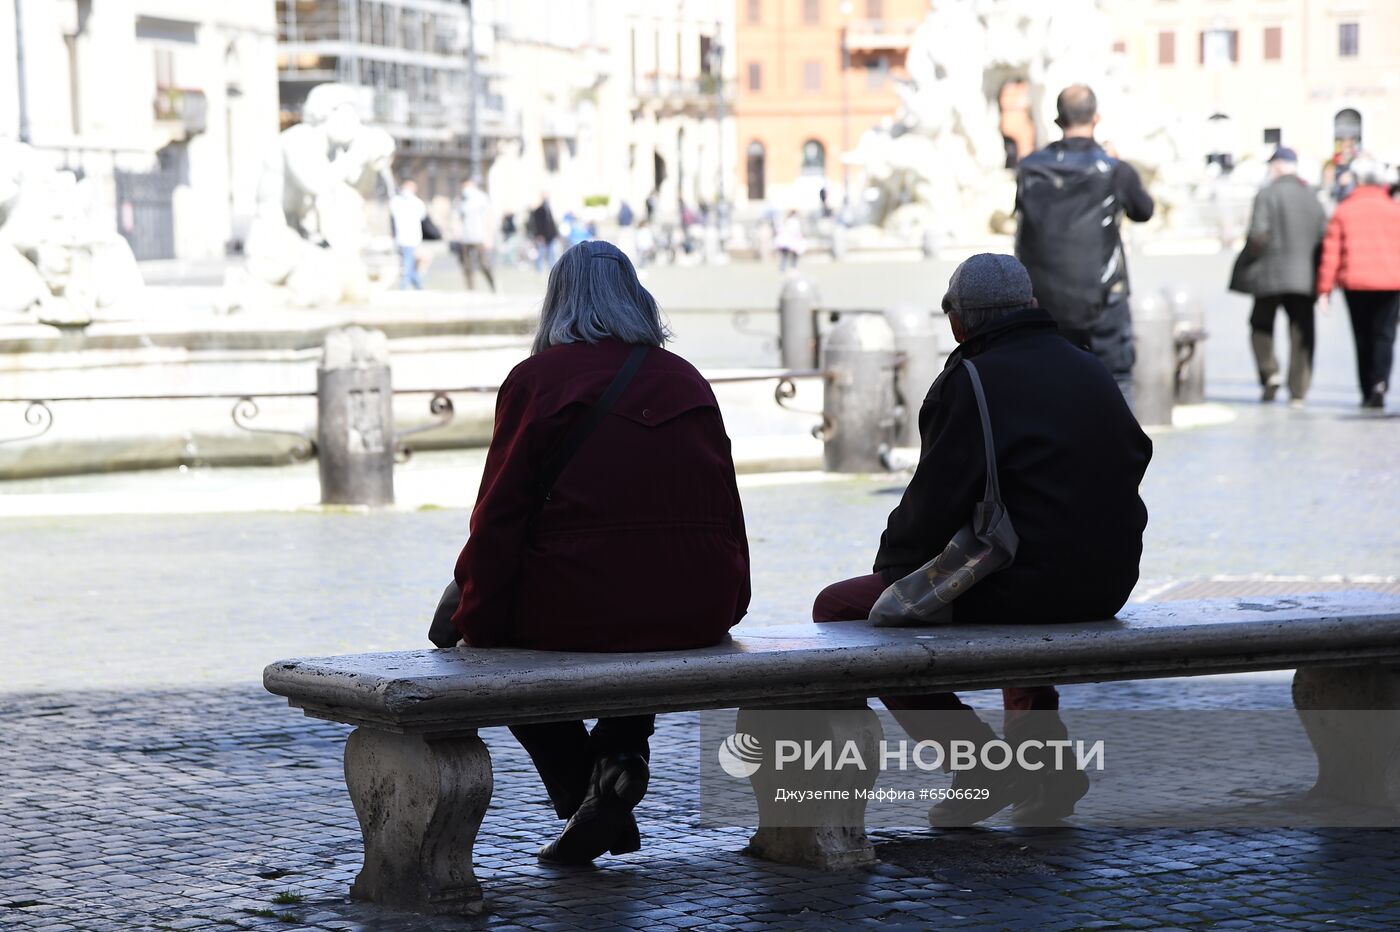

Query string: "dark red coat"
[[451, 340, 751, 651]]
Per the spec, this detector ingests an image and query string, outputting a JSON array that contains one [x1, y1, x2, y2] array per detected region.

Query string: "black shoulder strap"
[[961, 359, 1001, 507], [537, 344, 650, 502]]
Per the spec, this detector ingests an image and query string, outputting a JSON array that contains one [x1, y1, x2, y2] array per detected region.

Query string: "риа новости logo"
[[717, 733, 763, 778]]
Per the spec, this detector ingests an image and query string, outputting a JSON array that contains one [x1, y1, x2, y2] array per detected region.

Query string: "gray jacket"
[[1245, 176, 1327, 296]]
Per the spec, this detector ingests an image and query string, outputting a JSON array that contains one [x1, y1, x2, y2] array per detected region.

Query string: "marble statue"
[[0, 140, 144, 326], [849, 0, 1203, 243], [237, 83, 396, 308]]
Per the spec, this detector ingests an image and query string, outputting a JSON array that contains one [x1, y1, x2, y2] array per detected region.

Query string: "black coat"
[[875, 306, 1152, 623]]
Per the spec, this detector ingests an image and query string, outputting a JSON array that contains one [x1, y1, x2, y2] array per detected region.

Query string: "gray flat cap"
[[941, 253, 1034, 314]]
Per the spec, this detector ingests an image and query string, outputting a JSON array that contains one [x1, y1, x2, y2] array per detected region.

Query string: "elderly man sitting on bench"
[[813, 253, 1153, 826]]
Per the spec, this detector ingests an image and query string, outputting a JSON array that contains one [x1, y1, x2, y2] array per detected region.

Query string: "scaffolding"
[[277, 0, 512, 182]]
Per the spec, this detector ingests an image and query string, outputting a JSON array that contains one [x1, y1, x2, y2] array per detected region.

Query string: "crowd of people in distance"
[[387, 81, 1399, 410]]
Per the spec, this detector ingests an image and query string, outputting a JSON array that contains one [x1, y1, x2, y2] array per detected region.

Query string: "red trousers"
[[812, 573, 1059, 719]]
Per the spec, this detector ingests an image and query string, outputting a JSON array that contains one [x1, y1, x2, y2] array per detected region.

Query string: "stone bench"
[[263, 591, 1400, 916]]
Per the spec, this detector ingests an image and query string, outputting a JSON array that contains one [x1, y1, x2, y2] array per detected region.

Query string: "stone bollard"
[[778, 275, 820, 370], [884, 304, 944, 447], [820, 313, 897, 473], [1132, 293, 1175, 428], [318, 326, 395, 506], [1166, 287, 1207, 405]]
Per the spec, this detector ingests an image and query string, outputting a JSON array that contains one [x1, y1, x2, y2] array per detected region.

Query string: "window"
[[1339, 23, 1359, 57], [1263, 128, 1281, 146], [747, 61, 762, 91], [866, 0, 883, 17], [746, 0, 760, 24], [803, 0, 820, 25], [801, 139, 826, 175], [1264, 26, 1282, 61], [1199, 29, 1238, 67], [1158, 31, 1175, 65], [803, 60, 822, 92], [543, 139, 560, 174], [865, 55, 890, 90]]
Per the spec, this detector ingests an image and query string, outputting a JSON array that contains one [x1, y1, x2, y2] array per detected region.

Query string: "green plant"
[[583, 194, 611, 208], [271, 891, 304, 905]]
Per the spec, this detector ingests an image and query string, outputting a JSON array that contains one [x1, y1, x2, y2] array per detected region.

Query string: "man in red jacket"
[[1317, 156, 1400, 409]]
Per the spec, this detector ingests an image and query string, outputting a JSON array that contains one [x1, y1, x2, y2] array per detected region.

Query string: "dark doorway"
[[746, 140, 766, 201], [1334, 108, 1362, 158], [653, 151, 667, 193]]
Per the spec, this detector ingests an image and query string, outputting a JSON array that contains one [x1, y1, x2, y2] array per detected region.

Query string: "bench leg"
[[738, 705, 882, 870], [343, 728, 493, 915], [1293, 665, 1400, 812]]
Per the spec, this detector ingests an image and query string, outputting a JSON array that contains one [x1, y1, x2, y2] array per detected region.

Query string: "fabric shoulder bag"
[[428, 344, 650, 647], [868, 358, 1019, 627]]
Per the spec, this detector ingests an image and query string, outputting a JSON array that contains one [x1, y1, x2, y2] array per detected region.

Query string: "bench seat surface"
[[264, 592, 1400, 734]]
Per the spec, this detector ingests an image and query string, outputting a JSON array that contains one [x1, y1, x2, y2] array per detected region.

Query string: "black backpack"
[[1015, 146, 1124, 329]]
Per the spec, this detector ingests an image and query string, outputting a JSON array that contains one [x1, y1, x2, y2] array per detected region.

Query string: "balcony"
[[154, 88, 207, 136], [630, 74, 730, 110], [843, 18, 920, 52]]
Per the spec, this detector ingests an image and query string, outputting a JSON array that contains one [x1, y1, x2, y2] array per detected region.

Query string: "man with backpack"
[[1015, 85, 1154, 405]]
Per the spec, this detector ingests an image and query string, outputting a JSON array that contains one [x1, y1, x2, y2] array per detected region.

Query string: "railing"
[[0, 373, 824, 459]]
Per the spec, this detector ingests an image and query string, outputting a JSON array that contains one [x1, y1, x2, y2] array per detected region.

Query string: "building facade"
[[1105, 0, 1400, 172], [612, 0, 735, 219], [733, 0, 926, 209], [0, 0, 280, 260], [276, 0, 519, 213]]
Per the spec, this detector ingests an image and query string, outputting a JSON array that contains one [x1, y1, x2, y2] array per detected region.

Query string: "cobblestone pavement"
[[5, 680, 1400, 931]]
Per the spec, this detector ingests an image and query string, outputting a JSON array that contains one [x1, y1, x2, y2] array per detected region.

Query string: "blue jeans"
[[399, 245, 422, 290], [534, 237, 558, 272]]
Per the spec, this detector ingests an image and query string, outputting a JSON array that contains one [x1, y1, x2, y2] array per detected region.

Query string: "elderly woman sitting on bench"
[[431, 239, 751, 865]]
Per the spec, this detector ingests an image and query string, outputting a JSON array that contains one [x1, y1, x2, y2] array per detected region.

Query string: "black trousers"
[[510, 715, 655, 818], [1343, 289, 1400, 397], [1250, 293, 1316, 400], [1060, 298, 1134, 407]]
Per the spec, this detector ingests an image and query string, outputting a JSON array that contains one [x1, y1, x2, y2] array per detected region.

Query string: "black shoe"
[[1363, 391, 1385, 410], [1261, 376, 1282, 402], [927, 765, 1028, 828], [538, 752, 649, 865], [1011, 766, 1090, 824]]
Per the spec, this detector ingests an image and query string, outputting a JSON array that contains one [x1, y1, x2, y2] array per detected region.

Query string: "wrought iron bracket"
[[394, 392, 456, 463], [0, 401, 54, 446], [231, 397, 317, 462]]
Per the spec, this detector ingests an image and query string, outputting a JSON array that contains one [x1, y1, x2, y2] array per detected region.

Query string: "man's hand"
[[1316, 293, 1331, 317]]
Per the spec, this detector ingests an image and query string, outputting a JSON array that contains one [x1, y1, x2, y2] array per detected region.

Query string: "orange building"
[[734, 0, 925, 209]]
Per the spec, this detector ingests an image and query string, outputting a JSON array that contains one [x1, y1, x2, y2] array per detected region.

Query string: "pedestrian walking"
[[774, 210, 806, 272], [1317, 156, 1400, 409], [527, 194, 560, 272], [429, 239, 750, 865], [453, 178, 496, 292], [1237, 147, 1328, 405], [1014, 85, 1154, 405], [389, 179, 427, 290], [813, 253, 1152, 827]]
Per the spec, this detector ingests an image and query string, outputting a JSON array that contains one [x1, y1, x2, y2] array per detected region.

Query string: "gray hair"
[[533, 240, 670, 355], [1350, 155, 1390, 188]]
